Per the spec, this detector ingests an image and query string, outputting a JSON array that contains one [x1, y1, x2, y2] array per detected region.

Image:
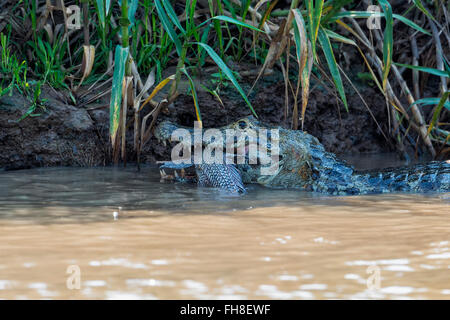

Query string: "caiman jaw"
[[154, 117, 262, 157], [154, 116, 286, 185], [154, 121, 194, 147]]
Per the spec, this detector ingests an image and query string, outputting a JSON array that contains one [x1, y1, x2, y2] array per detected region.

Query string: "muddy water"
[[0, 164, 449, 300]]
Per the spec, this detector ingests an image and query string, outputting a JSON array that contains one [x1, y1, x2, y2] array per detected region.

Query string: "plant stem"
[[121, 0, 131, 76], [82, 0, 90, 45], [169, 44, 188, 98]]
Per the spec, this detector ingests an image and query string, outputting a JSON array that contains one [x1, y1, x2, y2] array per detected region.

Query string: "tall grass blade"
[[323, 28, 357, 46], [128, 0, 139, 27], [162, 0, 186, 35], [133, 70, 156, 152], [121, 76, 133, 161], [110, 45, 129, 145], [76, 45, 95, 90], [292, 9, 309, 129], [211, 15, 265, 33], [322, 0, 353, 22], [181, 68, 202, 125], [333, 20, 385, 93], [105, 0, 111, 15], [259, 0, 279, 29], [196, 42, 258, 118], [187, 0, 199, 30], [154, 0, 182, 56], [139, 74, 176, 111], [394, 63, 450, 78], [306, 0, 324, 61], [198, 23, 212, 67], [412, 97, 450, 112], [134, 69, 156, 112], [412, 0, 436, 22], [426, 92, 450, 135], [333, 11, 430, 35], [377, 0, 393, 91], [317, 27, 348, 111], [95, 0, 106, 28], [292, 9, 307, 72]]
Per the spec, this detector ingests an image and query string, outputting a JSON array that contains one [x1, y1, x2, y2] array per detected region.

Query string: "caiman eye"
[[238, 120, 247, 129]]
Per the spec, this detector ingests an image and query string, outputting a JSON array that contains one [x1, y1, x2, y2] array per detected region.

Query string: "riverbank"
[[0, 70, 393, 171]]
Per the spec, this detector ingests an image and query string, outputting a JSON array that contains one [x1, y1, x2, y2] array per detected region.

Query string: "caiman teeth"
[[160, 169, 168, 178]]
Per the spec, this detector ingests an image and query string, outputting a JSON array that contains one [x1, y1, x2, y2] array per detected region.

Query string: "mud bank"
[[0, 73, 391, 171]]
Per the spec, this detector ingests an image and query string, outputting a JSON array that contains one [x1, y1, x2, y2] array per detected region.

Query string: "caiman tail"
[[305, 142, 450, 195], [352, 161, 450, 194], [309, 159, 450, 195]]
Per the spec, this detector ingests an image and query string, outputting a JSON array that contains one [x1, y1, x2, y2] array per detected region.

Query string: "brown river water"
[[0, 157, 449, 300]]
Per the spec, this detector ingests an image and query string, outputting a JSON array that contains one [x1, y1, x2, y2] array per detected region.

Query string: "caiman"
[[154, 116, 450, 195]]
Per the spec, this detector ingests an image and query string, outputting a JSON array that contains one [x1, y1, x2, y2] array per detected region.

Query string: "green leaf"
[[186, 0, 198, 34], [306, 0, 325, 61], [198, 23, 212, 67], [293, 8, 313, 130], [411, 97, 450, 111], [222, 0, 237, 19], [323, 28, 357, 46], [154, 0, 182, 56], [210, 15, 265, 33], [377, 0, 393, 91], [412, 0, 436, 22], [162, 0, 186, 35], [433, 128, 450, 144], [181, 68, 201, 123], [332, 11, 431, 36], [128, 0, 139, 27], [317, 28, 348, 111], [109, 45, 129, 144], [322, 0, 353, 22], [443, 55, 450, 75], [195, 42, 258, 118], [292, 9, 307, 67], [105, 0, 111, 15], [95, 0, 106, 28], [394, 63, 450, 78], [425, 92, 450, 135]]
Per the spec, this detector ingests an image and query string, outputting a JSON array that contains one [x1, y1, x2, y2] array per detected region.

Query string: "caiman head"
[[154, 116, 329, 190]]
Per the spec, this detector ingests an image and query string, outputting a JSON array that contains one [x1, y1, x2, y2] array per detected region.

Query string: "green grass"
[[0, 31, 28, 96], [1, 0, 449, 157]]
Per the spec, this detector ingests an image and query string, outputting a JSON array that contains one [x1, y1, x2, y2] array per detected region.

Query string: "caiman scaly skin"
[[159, 158, 247, 193], [154, 116, 450, 195]]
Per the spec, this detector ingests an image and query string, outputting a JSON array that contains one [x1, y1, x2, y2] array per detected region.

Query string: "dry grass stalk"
[[346, 15, 436, 157]]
